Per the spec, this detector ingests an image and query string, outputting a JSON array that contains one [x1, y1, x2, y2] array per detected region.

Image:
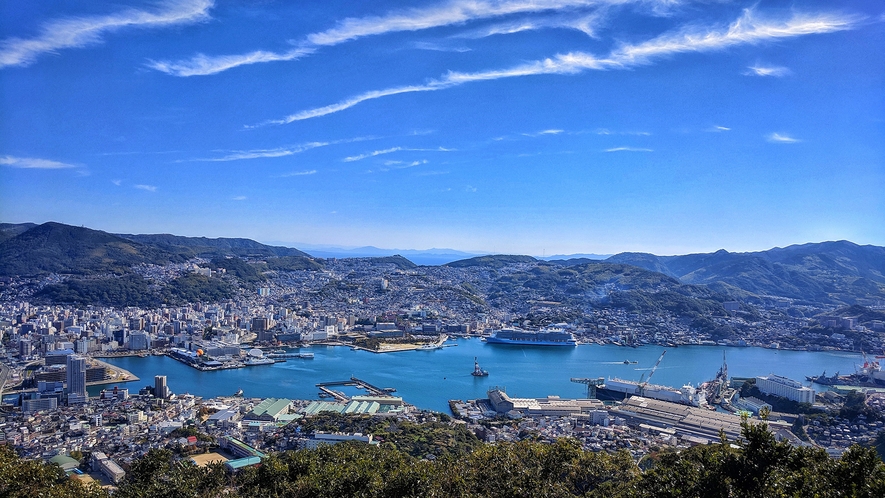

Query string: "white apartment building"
[[755, 374, 815, 404]]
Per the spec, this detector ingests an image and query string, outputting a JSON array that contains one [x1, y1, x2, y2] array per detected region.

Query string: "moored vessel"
[[471, 357, 489, 377], [484, 327, 577, 346]]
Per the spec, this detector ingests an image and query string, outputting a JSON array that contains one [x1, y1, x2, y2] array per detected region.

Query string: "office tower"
[[154, 375, 168, 399], [66, 355, 87, 404]]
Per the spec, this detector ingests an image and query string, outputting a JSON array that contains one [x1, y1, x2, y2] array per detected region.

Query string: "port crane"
[[637, 350, 666, 397], [570, 377, 605, 398]]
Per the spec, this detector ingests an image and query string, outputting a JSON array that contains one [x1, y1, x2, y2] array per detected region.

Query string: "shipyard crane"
[[638, 350, 666, 397], [570, 377, 605, 398]]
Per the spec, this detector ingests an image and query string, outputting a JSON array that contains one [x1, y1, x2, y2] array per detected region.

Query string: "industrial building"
[[487, 388, 606, 418], [301, 396, 406, 417], [610, 396, 751, 443], [244, 398, 291, 421]]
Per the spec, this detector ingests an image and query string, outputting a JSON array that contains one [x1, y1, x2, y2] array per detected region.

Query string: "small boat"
[[233, 389, 243, 397], [623, 360, 637, 364], [471, 357, 489, 377], [297, 352, 315, 359]]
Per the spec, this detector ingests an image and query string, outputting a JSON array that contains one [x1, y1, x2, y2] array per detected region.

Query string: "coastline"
[[90, 358, 140, 387]]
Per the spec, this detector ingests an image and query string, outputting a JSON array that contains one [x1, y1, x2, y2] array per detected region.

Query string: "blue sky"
[[1, 0, 882, 256]]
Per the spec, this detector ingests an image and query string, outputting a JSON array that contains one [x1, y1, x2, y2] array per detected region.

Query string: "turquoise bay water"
[[98, 340, 863, 413]]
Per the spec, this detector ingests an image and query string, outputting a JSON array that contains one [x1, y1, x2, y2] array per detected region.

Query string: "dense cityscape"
[[1, 244, 884, 491]]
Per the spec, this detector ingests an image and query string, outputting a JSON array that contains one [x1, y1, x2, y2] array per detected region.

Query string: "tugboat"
[[471, 357, 489, 377]]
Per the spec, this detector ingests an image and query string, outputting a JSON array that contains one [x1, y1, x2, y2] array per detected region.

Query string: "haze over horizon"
[[1, 0, 882, 256]]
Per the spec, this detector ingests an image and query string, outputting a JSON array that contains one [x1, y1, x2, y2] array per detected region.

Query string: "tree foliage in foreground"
[[3, 420, 884, 497]]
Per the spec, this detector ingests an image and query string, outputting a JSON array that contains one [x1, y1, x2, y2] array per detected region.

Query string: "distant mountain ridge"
[[605, 241, 885, 306], [117, 233, 310, 258], [3, 221, 883, 307]]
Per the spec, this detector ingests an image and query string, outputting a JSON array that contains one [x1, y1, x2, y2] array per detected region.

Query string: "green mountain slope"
[[0, 222, 182, 276]]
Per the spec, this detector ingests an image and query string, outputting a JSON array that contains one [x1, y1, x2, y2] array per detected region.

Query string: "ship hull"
[[484, 337, 577, 346]]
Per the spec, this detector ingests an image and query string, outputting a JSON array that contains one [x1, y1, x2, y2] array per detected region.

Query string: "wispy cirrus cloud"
[[305, 0, 615, 46], [605, 147, 653, 152], [0, 155, 77, 169], [593, 128, 651, 136], [767, 132, 801, 143], [709, 125, 731, 132], [745, 64, 790, 77], [186, 136, 376, 162], [279, 170, 317, 177], [147, 47, 314, 77], [0, 0, 213, 68], [150, 0, 656, 77], [344, 147, 403, 162], [188, 142, 329, 162], [232, 195, 247, 201], [261, 9, 859, 124], [135, 184, 157, 192], [456, 10, 607, 39], [523, 129, 565, 137], [411, 41, 471, 53], [343, 146, 453, 162]]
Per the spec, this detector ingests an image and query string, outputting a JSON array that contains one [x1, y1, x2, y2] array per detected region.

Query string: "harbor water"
[[97, 340, 864, 413]]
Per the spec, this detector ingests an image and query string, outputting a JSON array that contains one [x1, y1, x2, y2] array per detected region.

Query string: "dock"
[[316, 376, 396, 400]]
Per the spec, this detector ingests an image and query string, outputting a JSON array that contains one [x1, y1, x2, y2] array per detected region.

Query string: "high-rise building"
[[66, 355, 87, 404], [129, 331, 150, 350], [154, 375, 168, 399], [18, 338, 33, 357]]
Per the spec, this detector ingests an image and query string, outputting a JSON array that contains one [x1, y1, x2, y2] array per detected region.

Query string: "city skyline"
[[1, 0, 883, 256]]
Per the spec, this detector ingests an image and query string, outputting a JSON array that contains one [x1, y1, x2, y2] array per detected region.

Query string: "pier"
[[316, 376, 397, 399], [267, 353, 314, 359]]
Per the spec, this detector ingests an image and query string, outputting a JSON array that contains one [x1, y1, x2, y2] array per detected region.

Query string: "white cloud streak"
[[152, 0, 656, 77], [745, 64, 790, 77], [148, 47, 314, 77], [232, 195, 247, 201], [263, 9, 859, 124], [0, 0, 213, 68], [306, 0, 617, 46], [344, 147, 403, 162], [411, 41, 471, 53], [767, 132, 801, 143], [343, 146, 453, 162], [457, 10, 607, 39], [135, 184, 157, 192], [605, 147, 653, 152], [187, 136, 377, 162], [280, 170, 317, 177], [525, 129, 565, 136], [0, 155, 76, 169], [189, 142, 330, 162]]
